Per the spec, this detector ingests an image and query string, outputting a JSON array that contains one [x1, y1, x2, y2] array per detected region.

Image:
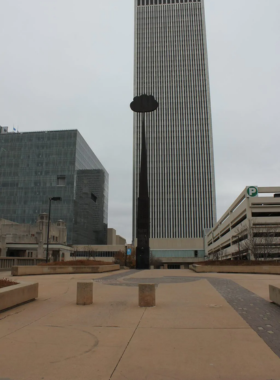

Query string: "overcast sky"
[[0, 0, 280, 242]]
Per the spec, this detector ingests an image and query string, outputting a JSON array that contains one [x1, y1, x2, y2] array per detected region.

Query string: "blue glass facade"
[[0, 130, 108, 244]]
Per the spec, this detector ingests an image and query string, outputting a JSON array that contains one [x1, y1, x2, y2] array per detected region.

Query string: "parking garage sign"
[[246, 186, 258, 197]]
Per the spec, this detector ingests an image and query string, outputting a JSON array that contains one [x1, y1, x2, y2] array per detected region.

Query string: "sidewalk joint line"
[[109, 308, 146, 379], [138, 327, 250, 330]]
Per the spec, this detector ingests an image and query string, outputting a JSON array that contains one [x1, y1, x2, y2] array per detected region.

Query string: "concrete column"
[[269, 285, 280, 306], [139, 284, 156, 307], [37, 213, 49, 244], [0, 236, 7, 257], [164, 264, 168, 269], [77, 282, 93, 305], [57, 220, 67, 244], [180, 265, 185, 269], [150, 265, 154, 269], [36, 231, 44, 259]]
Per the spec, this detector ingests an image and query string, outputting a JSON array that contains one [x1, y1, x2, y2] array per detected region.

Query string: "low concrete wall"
[[0, 281, 38, 311], [269, 285, 280, 306], [190, 264, 280, 275], [11, 264, 120, 276]]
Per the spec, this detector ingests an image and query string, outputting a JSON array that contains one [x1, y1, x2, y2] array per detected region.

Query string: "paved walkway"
[[1, 269, 280, 380]]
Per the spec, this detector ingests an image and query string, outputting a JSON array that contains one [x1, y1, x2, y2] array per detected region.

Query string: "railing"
[[0, 257, 46, 271]]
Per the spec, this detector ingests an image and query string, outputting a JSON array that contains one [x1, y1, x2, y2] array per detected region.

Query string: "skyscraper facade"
[[0, 129, 108, 245], [133, 0, 216, 243]]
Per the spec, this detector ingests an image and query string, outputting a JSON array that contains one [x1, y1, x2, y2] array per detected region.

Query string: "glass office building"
[[0, 129, 108, 244], [133, 0, 216, 241]]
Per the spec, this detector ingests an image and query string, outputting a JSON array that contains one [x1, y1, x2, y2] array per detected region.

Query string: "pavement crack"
[[0, 309, 25, 320], [0, 303, 69, 341]]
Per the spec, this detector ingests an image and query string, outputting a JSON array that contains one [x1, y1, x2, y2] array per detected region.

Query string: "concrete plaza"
[[1, 269, 280, 380]]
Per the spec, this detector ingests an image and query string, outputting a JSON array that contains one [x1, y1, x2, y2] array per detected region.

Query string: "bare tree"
[[84, 246, 97, 260], [210, 250, 219, 261], [232, 224, 250, 260], [218, 248, 228, 260], [209, 247, 227, 261], [114, 249, 136, 268], [233, 222, 280, 261], [150, 252, 162, 268], [254, 225, 280, 260]]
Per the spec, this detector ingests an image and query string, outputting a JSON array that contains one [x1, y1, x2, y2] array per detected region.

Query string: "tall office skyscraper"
[[133, 0, 216, 242]]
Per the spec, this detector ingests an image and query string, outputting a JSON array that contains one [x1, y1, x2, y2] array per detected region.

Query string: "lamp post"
[[46, 197, 62, 263]]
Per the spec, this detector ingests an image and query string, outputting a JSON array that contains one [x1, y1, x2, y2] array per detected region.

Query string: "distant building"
[[0, 213, 72, 260], [107, 228, 126, 246], [0, 129, 108, 245], [205, 187, 280, 260], [149, 239, 205, 268], [71, 228, 127, 262]]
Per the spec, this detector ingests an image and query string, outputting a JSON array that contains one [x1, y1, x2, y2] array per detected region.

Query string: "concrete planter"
[[190, 264, 280, 275], [0, 281, 38, 311], [269, 285, 280, 306], [12, 264, 120, 276]]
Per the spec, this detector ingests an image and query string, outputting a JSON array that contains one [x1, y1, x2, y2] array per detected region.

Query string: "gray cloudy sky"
[[0, 0, 279, 242]]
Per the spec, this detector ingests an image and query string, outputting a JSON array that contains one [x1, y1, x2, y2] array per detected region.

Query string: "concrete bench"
[[269, 285, 280, 306], [77, 281, 93, 305], [0, 281, 38, 312], [139, 284, 156, 307]]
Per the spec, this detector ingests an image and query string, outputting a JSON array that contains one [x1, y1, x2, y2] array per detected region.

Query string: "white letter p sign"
[[247, 187, 258, 197]]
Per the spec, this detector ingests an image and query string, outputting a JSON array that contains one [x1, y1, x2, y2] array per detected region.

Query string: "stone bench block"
[[77, 281, 93, 305], [139, 284, 155, 307], [269, 285, 280, 306], [0, 282, 38, 312]]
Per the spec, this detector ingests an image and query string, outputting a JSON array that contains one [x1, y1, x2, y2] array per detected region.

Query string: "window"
[[57, 175, 66, 186], [91, 193, 97, 202], [231, 214, 247, 229], [252, 212, 280, 217]]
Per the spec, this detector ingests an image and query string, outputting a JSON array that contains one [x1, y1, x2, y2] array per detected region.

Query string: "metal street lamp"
[[46, 197, 62, 263]]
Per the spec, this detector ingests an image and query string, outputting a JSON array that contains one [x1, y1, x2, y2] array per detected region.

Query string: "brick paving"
[[98, 271, 280, 358], [208, 277, 280, 358], [95, 269, 140, 283]]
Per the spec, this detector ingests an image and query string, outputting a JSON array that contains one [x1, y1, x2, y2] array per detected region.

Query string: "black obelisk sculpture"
[[130, 95, 159, 269]]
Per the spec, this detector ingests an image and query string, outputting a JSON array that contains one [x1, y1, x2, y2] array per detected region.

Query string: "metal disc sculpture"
[[130, 94, 159, 270]]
